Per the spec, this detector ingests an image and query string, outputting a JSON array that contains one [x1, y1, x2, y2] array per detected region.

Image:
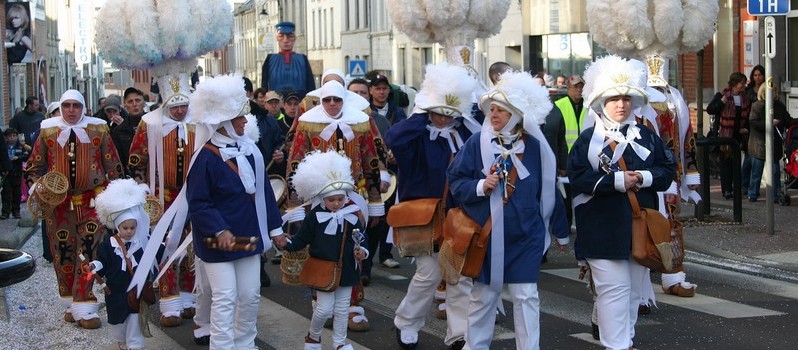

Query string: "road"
[[151, 251, 798, 350]]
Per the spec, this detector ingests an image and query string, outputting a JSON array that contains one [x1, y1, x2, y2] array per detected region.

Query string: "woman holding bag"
[[568, 56, 675, 350]]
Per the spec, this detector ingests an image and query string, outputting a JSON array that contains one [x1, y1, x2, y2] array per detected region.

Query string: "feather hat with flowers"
[[582, 55, 650, 113], [413, 62, 477, 118]]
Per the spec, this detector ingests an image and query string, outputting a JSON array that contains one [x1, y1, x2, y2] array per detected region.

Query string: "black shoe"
[[194, 335, 210, 345], [591, 322, 600, 340], [12, 213, 21, 219], [360, 275, 370, 287], [0, 214, 8, 220], [449, 339, 466, 350], [748, 197, 758, 202], [638, 304, 651, 315], [723, 191, 733, 199], [396, 328, 418, 350]]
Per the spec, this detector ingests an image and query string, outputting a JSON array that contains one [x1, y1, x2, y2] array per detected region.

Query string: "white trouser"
[[444, 276, 472, 345], [110, 314, 144, 350], [465, 282, 540, 350], [204, 254, 261, 350], [310, 286, 353, 348], [394, 254, 441, 333], [193, 258, 212, 338], [586, 258, 647, 350]]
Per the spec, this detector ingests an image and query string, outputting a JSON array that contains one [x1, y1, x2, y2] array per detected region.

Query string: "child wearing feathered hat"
[[87, 179, 153, 350], [276, 150, 369, 350]]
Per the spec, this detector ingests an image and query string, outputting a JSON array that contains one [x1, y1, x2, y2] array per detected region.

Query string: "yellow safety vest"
[[555, 96, 586, 152]]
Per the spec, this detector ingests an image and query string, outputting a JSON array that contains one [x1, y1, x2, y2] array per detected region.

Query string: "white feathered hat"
[[189, 74, 250, 125], [291, 150, 355, 202], [414, 62, 476, 118], [479, 71, 552, 132], [582, 55, 650, 111], [95, 178, 150, 229]]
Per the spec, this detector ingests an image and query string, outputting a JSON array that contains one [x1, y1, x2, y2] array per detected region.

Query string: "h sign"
[[748, 0, 790, 15]]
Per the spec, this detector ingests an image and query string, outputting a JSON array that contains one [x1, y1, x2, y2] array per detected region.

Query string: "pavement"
[[0, 176, 796, 349]]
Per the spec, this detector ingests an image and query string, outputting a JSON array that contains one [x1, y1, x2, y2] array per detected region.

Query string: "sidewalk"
[[681, 177, 798, 282]]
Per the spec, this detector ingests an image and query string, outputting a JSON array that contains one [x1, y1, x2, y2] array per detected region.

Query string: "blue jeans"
[[748, 157, 782, 199], [741, 153, 752, 190]]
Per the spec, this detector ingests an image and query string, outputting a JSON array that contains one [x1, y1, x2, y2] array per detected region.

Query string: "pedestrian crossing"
[[147, 260, 797, 349], [543, 266, 788, 318]]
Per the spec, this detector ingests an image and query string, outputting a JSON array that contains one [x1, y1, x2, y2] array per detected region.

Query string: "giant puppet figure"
[[95, 0, 234, 342]]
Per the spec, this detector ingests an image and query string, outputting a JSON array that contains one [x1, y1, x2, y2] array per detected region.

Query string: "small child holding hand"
[[275, 150, 369, 350], [87, 179, 153, 350]]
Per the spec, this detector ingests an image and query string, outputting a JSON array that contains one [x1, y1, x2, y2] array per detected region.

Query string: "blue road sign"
[[748, 0, 790, 15], [349, 60, 367, 78]]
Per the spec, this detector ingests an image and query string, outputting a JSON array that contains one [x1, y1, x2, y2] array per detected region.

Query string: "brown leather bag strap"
[[608, 141, 642, 216], [337, 222, 348, 264], [203, 143, 240, 175], [112, 235, 136, 277]]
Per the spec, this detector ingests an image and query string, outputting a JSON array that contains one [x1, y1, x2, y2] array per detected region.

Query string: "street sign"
[[748, 0, 790, 16], [765, 16, 777, 59], [349, 60, 367, 78]]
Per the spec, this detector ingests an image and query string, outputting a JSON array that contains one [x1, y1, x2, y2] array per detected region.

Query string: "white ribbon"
[[162, 118, 188, 143], [603, 125, 651, 165], [491, 140, 530, 180], [319, 120, 355, 142], [214, 132, 257, 195], [316, 205, 360, 235], [53, 119, 92, 147], [426, 125, 464, 153], [111, 238, 140, 272]]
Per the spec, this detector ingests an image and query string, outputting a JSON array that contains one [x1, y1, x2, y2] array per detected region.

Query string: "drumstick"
[[266, 143, 286, 172], [203, 237, 259, 244]]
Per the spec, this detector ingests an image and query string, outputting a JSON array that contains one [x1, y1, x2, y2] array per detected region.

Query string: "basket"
[[438, 239, 464, 285], [27, 172, 69, 219], [143, 195, 164, 225], [280, 246, 309, 286]]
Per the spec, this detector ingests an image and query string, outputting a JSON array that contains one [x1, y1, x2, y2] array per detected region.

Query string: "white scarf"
[[111, 237, 140, 272], [426, 124, 464, 153], [212, 127, 257, 194], [39, 116, 105, 147], [587, 113, 651, 172], [491, 140, 529, 180], [319, 115, 356, 141], [316, 205, 360, 235]]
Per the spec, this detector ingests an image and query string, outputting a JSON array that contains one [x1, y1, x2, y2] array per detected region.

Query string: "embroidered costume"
[[25, 90, 124, 328]]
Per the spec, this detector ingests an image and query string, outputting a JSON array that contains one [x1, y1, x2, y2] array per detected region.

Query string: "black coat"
[[111, 114, 143, 168], [748, 100, 792, 160], [95, 234, 143, 324]]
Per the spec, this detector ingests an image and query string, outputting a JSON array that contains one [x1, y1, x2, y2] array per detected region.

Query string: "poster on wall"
[[5, 1, 34, 64]]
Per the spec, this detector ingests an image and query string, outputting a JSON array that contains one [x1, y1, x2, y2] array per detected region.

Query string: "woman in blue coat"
[[568, 56, 675, 350], [447, 71, 569, 350]]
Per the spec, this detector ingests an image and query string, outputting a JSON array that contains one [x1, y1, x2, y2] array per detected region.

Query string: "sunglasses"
[[322, 97, 343, 103], [62, 102, 83, 109]]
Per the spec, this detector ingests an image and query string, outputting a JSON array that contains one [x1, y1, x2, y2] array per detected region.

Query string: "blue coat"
[[284, 205, 367, 288], [448, 133, 569, 284], [567, 125, 676, 260], [261, 53, 315, 97], [187, 142, 283, 263], [385, 113, 471, 207], [95, 234, 142, 325]]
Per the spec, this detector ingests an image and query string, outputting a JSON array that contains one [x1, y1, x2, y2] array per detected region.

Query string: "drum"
[[27, 171, 69, 219], [380, 171, 398, 203], [270, 175, 287, 206]]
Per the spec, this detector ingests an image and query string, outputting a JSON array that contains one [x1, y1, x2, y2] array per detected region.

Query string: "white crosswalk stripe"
[[543, 267, 787, 318]]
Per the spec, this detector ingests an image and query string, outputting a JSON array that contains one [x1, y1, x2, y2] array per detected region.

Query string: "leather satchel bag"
[[113, 235, 157, 310], [445, 208, 493, 278], [387, 198, 445, 257], [613, 144, 675, 273], [299, 224, 347, 292]]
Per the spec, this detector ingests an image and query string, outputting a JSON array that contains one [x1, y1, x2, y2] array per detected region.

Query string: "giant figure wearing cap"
[[261, 21, 316, 98]]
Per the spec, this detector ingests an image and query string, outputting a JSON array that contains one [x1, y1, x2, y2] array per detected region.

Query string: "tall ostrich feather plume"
[[388, 0, 511, 46], [95, 0, 232, 70]]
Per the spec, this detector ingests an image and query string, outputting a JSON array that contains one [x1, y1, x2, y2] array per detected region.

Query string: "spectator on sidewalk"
[[10, 96, 45, 145], [748, 84, 793, 202], [707, 72, 750, 199], [2, 128, 29, 219]]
